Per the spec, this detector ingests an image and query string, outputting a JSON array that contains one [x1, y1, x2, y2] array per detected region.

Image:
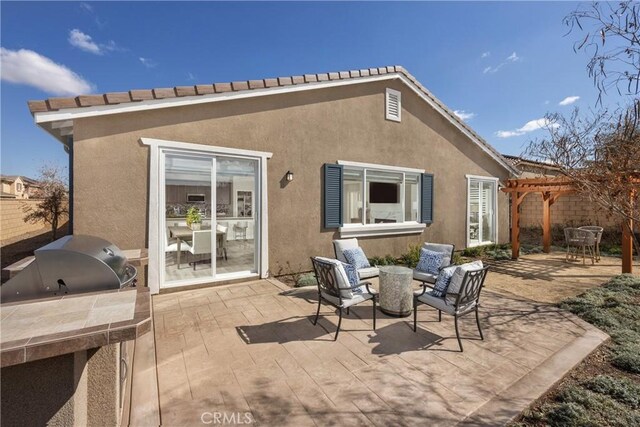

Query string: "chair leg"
[[438, 310, 442, 322], [454, 316, 463, 352], [335, 308, 343, 341], [346, 307, 350, 315], [582, 245, 586, 265], [413, 298, 417, 332], [475, 307, 484, 340], [372, 297, 376, 331], [313, 297, 321, 325]]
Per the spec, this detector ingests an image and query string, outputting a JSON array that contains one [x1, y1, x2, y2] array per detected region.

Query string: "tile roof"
[[28, 65, 519, 175], [28, 66, 405, 114]]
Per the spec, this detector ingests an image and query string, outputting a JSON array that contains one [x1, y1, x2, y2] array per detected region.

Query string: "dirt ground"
[[484, 252, 640, 304]]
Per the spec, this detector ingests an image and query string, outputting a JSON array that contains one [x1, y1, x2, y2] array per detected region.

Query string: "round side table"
[[378, 265, 414, 317]]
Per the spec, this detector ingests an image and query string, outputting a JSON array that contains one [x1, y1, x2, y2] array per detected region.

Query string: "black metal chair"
[[311, 257, 377, 341], [413, 266, 489, 352]]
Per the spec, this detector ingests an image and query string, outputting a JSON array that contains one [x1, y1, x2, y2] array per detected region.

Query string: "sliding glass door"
[[161, 152, 259, 287]]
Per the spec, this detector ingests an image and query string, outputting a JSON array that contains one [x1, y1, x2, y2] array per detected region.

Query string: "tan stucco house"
[[28, 65, 519, 294], [0, 175, 40, 199]]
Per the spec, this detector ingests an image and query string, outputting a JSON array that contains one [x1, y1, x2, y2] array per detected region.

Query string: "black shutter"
[[323, 164, 343, 228], [420, 173, 434, 224]]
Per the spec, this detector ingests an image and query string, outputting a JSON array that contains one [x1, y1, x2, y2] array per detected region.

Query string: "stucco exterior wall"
[[72, 80, 511, 275]]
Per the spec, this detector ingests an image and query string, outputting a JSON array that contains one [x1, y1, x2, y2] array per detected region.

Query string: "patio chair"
[[216, 224, 228, 260], [332, 238, 379, 281], [413, 242, 455, 287], [165, 227, 191, 262], [564, 228, 596, 265], [311, 257, 377, 340], [413, 266, 489, 352], [188, 230, 212, 270], [233, 221, 248, 241], [579, 226, 604, 262]]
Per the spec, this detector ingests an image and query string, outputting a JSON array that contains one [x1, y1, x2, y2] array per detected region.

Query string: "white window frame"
[[141, 137, 272, 295], [338, 160, 425, 238], [466, 175, 499, 248]]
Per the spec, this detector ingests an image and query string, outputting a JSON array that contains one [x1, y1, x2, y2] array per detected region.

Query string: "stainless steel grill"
[[1, 235, 137, 303]]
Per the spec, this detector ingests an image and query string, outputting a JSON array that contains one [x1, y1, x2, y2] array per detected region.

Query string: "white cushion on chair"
[[332, 239, 359, 263], [358, 266, 379, 280], [321, 285, 375, 308], [166, 241, 191, 252], [447, 261, 483, 296], [417, 291, 476, 315], [314, 256, 353, 299]]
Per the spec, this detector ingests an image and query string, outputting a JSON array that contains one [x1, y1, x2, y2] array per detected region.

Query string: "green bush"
[[295, 273, 317, 288], [582, 375, 640, 409], [398, 244, 421, 268], [612, 343, 640, 374], [368, 255, 398, 266], [545, 402, 591, 427]]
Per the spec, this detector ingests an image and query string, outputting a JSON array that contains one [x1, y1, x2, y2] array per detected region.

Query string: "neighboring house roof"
[[0, 175, 20, 183], [28, 65, 519, 175], [0, 175, 40, 186], [502, 154, 562, 172]]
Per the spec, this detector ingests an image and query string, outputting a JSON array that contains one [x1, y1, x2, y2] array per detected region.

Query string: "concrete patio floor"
[[152, 277, 608, 426]]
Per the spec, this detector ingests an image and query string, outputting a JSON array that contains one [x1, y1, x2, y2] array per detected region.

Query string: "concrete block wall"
[[0, 199, 68, 243], [519, 192, 619, 228]]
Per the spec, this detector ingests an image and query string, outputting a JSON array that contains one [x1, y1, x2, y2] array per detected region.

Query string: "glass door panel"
[[164, 154, 215, 283], [468, 180, 480, 246], [481, 182, 496, 243], [215, 157, 258, 276]]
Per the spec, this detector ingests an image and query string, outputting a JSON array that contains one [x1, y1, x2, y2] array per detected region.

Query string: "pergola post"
[[622, 218, 634, 274], [511, 191, 520, 259], [542, 192, 551, 253]]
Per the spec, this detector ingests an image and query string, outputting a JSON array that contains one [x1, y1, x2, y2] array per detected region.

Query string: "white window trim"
[[337, 160, 424, 174], [385, 88, 402, 122], [141, 137, 272, 295], [466, 175, 499, 248], [340, 222, 426, 238], [339, 160, 424, 238]]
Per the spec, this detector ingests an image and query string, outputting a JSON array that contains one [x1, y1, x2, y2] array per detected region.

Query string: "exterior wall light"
[[286, 171, 294, 182]]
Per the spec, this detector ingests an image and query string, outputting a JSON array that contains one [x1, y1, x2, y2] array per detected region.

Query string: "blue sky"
[[1, 1, 628, 178]]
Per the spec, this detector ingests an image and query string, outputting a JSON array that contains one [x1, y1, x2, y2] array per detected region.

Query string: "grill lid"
[[1, 235, 137, 303]]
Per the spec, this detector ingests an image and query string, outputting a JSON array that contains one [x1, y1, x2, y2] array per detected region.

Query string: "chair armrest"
[[361, 281, 377, 296], [415, 283, 433, 297]]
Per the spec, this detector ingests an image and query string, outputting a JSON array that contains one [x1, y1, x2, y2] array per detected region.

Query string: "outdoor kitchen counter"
[[0, 286, 151, 368]]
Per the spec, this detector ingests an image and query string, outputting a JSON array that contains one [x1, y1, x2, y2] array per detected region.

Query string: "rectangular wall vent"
[[385, 88, 401, 122]]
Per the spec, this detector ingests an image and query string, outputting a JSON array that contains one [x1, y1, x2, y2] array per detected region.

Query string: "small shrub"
[[545, 402, 590, 427], [295, 273, 317, 288], [398, 244, 421, 268], [461, 245, 487, 257], [612, 343, 640, 374], [582, 375, 640, 409], [451, 252, 465, 265]]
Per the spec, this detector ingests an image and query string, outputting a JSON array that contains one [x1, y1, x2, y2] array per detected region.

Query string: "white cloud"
[[79, 2, 93, 13], [483, 51, 521, 74], [559, 95, 580, 106], [139, 57, 157, 68], [481, 51, 490, 58], [0, 47, 94, 95], [68, 29, 101, 54], [453, 110, 476, 121], [187, 72, 195, 81], [495, 118, 559, 138]]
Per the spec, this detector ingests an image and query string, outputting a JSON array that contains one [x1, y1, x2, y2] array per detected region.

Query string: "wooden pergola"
[[502, 177, 636, 274]]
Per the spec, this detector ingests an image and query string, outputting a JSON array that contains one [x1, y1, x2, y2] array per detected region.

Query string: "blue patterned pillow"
[[431, 265, 457, 297], [340, 262, 362, 293], [416, 249, 443, 275], [342, 247, 371, 270]]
